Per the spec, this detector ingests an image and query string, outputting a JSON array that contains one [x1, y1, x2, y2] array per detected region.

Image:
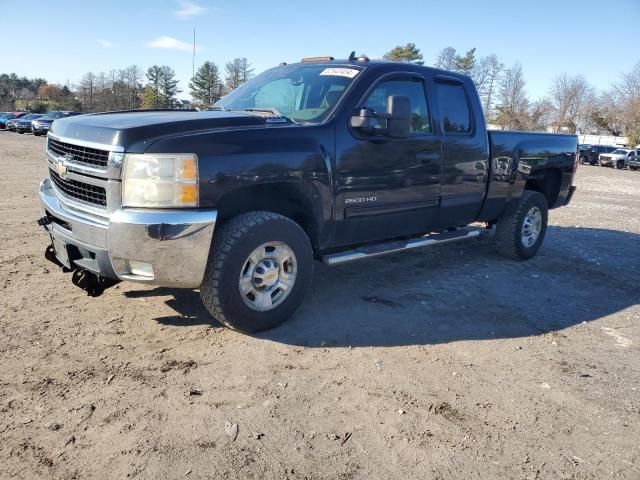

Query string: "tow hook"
[[37, 216, 51, 227], [71, 269, 120, 297], [44, 245, 72, 272]]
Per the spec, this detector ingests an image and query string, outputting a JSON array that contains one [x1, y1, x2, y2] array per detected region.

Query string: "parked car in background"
[[628, 152, 640, 171], [0, 112, 27, 129], [582, 144, 617, 165], [16, 114, 44, 134], [32, 111, 81, 136], [599, 148, 636, 168], [5, 117, 20, 131], [578, 144, 591, 164]]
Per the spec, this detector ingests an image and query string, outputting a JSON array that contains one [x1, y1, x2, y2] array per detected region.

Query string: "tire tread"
[[495, 190, 547, 260], [200, 211, 308, 331]]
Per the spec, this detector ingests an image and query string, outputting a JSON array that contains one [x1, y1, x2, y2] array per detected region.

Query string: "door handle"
[[416, 152, 440, 163]]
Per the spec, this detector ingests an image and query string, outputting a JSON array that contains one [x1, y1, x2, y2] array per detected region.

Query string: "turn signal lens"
[[181, 158, 197, 181], [180, 185, 198, 204]]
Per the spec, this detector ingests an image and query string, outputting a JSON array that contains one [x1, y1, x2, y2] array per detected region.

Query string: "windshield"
[[43, 112, 65, 120], [214, 64, 362, 124], [20, 114, 41, 121], [612, 149, 628, 155]]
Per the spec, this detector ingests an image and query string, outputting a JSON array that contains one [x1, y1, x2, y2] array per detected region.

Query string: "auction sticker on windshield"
[[320, 68, 360, 78]]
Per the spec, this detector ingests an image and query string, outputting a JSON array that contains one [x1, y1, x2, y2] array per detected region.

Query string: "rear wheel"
[[200, 211, 314, 333], [495, 190, 549, 260], [579, 156, 588, 165], [33, 132, 41, 136]]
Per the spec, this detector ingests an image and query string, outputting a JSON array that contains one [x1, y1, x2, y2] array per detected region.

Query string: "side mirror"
[[386, 95, 411, 138], [350, 108, 377, 132]]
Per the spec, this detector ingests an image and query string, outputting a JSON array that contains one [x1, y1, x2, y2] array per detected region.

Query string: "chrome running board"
[[322, 229, 482, 266]]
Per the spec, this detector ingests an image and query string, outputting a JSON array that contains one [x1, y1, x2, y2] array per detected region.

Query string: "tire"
[[579, 156, 588, 165], [495, 190, 549, 261], [616, 160, 624, 169], [33, 132, 41, 136], [18, 131, 24, 134], [200, 211, 314, 333]]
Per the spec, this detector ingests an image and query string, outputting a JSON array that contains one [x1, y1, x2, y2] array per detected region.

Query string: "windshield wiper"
[[209, 105, 227, 111], [240, 107, 297, 124]]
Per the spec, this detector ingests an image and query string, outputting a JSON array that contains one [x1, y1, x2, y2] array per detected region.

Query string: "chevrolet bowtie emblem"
[[54, 159, 68, 179]]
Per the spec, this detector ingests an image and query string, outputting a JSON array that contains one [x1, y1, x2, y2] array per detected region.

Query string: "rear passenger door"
[[434, 78, 489, 227]]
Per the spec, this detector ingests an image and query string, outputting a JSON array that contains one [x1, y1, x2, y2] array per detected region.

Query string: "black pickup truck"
[[38, 55, 578, 333]]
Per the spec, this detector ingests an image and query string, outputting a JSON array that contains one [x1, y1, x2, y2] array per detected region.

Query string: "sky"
[[1, 0, 638, 100]]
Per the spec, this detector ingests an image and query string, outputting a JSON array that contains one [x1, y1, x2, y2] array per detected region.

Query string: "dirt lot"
[[0, 132, 639, 480]]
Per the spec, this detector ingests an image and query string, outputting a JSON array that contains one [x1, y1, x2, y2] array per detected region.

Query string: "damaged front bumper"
[[38, 177, 217, 288]]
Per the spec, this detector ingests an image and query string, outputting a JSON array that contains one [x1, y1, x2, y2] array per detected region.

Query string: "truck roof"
[[288, 57, 471, 82]]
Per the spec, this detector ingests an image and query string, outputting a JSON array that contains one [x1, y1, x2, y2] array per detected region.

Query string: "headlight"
[[122, 153, 199, 208]]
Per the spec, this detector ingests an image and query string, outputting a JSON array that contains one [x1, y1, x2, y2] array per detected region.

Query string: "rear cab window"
[[435, 83, 472, 134]]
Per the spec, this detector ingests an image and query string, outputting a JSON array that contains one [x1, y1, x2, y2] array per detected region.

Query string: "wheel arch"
[[524, 168, 562, 209], [215, 181, 325, 252]]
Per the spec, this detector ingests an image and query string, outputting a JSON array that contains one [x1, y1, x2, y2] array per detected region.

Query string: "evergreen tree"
[[145, 65, 163, 108], [454, 48, 477, 75], [382, 43, 424, 65], [159, 66, 180, 108], [189, 61, 222, 105], [141, 86, 159, 109]]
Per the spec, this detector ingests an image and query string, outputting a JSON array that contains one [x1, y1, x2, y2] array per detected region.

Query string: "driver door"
[[332, 74, 442, 247]]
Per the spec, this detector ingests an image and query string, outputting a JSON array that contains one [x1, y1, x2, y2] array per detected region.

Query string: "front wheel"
[[616, 160, 624, 169], [579, 156, 588, 165], [33, 132, 41, 136], [200, 211, 314, 333], [495, 191, 549, 260]]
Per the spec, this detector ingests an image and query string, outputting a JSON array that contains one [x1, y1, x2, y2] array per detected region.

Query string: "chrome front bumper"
[[39, 177, 217, 288]]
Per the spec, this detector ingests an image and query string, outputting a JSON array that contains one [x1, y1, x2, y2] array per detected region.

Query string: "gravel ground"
[[0, 132, 639, 479]]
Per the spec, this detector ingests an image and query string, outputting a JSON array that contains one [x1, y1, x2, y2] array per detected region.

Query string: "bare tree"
[[77, 72, 96, 111], [479, 55, 503, 120], [124, 65, 144, 109], [495, 62, 528, 130], [612, 62, 640, 145], [224, 58, 254, 92], [525, 98, 554, 132], [434, 47, 457, 71], [549, 74, 592, 133]]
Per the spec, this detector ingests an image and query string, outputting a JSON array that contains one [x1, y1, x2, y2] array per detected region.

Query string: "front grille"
[[50, 170, 107, 207], [48, 138, 109, 168]]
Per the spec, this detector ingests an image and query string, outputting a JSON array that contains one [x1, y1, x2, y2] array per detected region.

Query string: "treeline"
[[384, 43, 640, 145], [2, 47, 638, 144], [0, 73, 79, 112], [0, 57, 255, 113]]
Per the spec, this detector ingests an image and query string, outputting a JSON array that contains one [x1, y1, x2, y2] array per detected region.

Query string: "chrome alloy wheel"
[[238, 242, 298, 312], [521, 206, 542, 248]]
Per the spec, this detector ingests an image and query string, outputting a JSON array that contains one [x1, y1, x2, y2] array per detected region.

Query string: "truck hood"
[[49, 111, 269, 152]]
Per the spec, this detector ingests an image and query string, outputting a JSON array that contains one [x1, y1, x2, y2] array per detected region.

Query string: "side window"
[[436, 83, 471, 134], [362, 78, 431, 133]]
